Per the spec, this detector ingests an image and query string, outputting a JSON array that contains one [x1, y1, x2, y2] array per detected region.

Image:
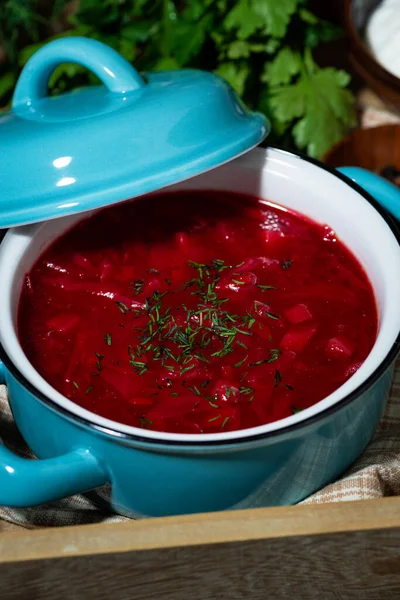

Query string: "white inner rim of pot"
[[1, 147, 400, 443]]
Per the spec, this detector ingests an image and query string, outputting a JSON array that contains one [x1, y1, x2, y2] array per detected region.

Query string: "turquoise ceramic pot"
[[1, 146, 400, 516], [1, 37, 400, 516], [0, 357, 394, 515]]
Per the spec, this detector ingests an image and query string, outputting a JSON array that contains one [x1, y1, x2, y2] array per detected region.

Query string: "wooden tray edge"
[[1, 497, 400, 563]]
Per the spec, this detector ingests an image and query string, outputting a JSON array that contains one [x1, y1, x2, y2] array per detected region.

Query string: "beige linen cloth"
[[1, 95, 400, 529]]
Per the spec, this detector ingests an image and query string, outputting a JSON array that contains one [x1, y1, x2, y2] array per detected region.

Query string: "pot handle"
[[338, 167, 400, 221], [12, 37, 145, 111], [0, 361, 109, 507]]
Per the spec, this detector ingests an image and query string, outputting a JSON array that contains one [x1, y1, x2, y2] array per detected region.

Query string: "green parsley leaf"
[[223, 0, 260, 40], [2, 1, 355, 163], [0, 72, 16, 99], [270, 49, 356, 158], [214, 62, 250, 96], [252, 0, 300, 38], [262, 47, 301, 86], [152, 56, 181, 71], [302, 14, 343, 48], [169, 16, 211, 66], [299, 8, 318, 25], [227, 40, 251, 60]]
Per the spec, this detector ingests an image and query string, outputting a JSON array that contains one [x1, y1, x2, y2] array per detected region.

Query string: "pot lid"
[[0, 37, 269, 229]]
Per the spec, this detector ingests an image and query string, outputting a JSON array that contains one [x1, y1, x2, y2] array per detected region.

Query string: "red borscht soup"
[[18, 191, 378, 434]]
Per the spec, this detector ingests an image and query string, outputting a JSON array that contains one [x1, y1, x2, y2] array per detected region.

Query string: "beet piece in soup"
[[18, 191, 378, 434]]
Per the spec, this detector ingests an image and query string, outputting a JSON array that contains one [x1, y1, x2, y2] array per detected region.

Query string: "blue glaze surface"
[[338, 167, 400, 221], [0, 37, 268, 228], [0, 358, 393, 515]]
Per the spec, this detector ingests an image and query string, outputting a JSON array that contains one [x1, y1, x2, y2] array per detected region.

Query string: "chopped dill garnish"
[[265, 312, 280, 320], [131, 279, 145, 295], [140, 416, 153, 429], [233, 355, 248, 368], [239, 387, 253, 395], [116, 301, 129, 314], [208, 414, 221, 422], [250, 348, 281, 366], [274, 370, 283, 388], [282, 259, 293, 270], [257, 284, 275, 291]]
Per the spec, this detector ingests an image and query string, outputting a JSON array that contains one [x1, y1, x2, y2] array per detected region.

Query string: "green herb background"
[[0, 0, 356, 158]]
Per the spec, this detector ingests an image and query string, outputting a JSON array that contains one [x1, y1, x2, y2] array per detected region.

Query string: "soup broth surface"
[[18, 191, 378, 434]]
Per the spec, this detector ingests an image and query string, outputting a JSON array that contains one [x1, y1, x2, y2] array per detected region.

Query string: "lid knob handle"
[[12, 37, 145, 110]]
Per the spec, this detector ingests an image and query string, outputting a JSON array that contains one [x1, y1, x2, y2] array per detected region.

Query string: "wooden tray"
[[1, 498, 400, 599]]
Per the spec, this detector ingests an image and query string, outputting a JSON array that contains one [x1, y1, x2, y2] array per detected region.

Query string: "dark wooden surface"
[[323, 124, 400, 172], [1, 499, 400, 600]]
